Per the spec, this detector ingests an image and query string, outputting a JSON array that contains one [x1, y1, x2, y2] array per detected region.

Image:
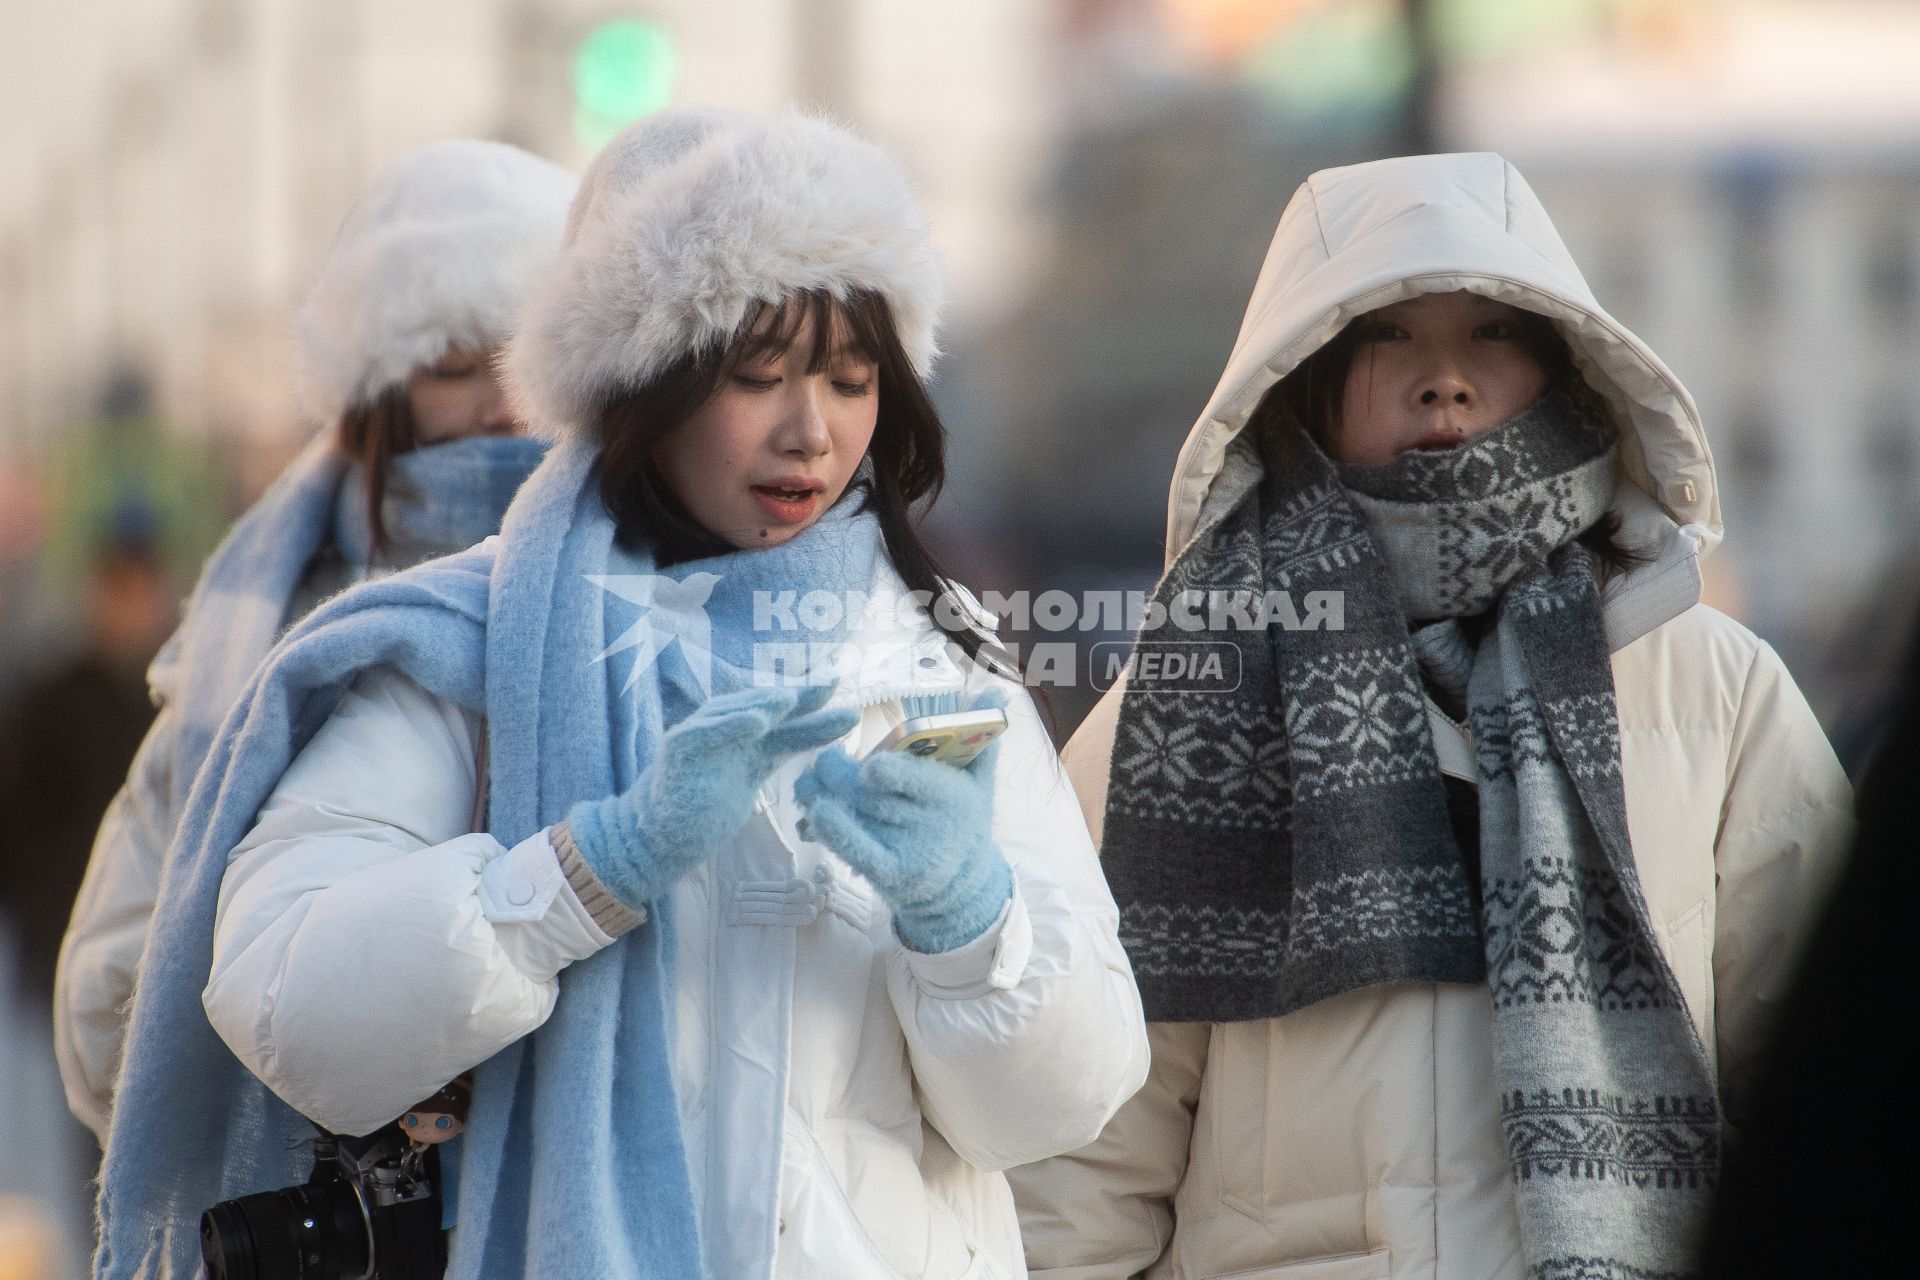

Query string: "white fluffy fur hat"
[[295, 139, 575, 425], [504, 108, 946, 437]]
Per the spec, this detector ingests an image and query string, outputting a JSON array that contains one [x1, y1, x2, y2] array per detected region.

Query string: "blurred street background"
[[3, 2, 1918, 1275]]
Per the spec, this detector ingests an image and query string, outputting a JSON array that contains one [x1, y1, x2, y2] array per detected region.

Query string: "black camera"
[[199, 1125, 446, 1280]]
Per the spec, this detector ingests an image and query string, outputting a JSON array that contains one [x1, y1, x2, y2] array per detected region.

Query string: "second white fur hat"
[[505, 108, 946, 438], [295, 139, 575, 426]]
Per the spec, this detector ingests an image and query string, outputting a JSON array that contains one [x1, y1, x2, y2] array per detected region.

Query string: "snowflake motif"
[[1214, 726, 1290, 808], [1583, 888, 1663, 998], [1292, 677, 1408, 756], [1113, 716, 1207, 791], [1461, 493, 1553, 573]]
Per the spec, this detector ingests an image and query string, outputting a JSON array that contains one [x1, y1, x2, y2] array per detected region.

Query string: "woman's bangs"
[[729, 290, 885, 374]]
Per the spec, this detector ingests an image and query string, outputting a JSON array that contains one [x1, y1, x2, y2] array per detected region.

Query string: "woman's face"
[[652, 308, 880, 550], [1329, 291, 1552, 466], [406, 345, 519, 445]]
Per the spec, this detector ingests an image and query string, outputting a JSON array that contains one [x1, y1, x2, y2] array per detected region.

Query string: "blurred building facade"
[[3, 0, 1916, 740], [0, 0, 1057, 473]]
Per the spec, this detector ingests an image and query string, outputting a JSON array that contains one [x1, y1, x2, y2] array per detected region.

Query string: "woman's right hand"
[[560, 682, 859, 909]]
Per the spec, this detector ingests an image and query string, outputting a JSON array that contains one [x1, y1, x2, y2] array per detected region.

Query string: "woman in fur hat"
[[94, 109, 1147, 1280], [1008, 153, 1854, 1280], [53, 140, 570, 1142]]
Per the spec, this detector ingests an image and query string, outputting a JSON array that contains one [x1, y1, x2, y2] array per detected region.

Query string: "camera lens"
[[200, 1178, 372, 1280]]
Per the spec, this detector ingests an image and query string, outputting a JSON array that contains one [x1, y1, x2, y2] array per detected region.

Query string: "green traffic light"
[[573, 19, 677, 145]]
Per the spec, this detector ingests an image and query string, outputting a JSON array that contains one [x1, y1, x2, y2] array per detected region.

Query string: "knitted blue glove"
[[793, 693, 1013, 954], [564, 683, 859, 910]]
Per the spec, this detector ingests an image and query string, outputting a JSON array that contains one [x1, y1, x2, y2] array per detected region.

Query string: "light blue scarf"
[[152, 432, 545, 819], [332, 434, 550, 573], [600, 484, 879, 728], [458, 444, 879, 1279], [98, 438, 884, 1279]]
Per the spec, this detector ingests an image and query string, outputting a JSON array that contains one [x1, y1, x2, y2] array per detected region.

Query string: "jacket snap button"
[[917, 655, 939, 668], [506, 881, 536, 907], [812, 863, 833, 885]]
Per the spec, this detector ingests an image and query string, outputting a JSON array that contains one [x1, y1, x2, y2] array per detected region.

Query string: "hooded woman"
[[95, 108, 1147, 1280], [53, 140, 569, 1141], [1009, 154, 1853, 1280]]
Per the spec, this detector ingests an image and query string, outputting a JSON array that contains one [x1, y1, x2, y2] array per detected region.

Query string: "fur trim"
[[560, 105, 749, 249], [295, 140, 574, 426], [505, 109, 945, 439]]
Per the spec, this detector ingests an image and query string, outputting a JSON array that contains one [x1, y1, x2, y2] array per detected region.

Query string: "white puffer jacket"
[[1007, 154, 1854, 1280], [200, 556, 1148, 1280]]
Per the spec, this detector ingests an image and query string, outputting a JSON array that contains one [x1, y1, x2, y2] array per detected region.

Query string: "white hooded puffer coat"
[[1007, 153, 1853, 1280], [198, 551, 1149, 1280]]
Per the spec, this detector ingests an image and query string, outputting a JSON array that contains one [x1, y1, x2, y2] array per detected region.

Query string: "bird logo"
[[588, 571, 723, 697]]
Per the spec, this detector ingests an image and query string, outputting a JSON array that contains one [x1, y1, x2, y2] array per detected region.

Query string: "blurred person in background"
[[0, 527, 169, 999], [0, 526, 169, 1280], [52, 139, 573, 1143], [40, 367, 225, 600], [95, 108, 1145, 1280], [1011, 153, 1853, 1280]]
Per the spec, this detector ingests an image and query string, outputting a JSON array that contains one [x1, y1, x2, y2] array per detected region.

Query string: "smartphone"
[[868, 708, 1008, 768]]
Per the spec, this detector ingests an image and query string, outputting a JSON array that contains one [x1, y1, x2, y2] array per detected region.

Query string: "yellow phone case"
[[870, 709, 1007, 768]]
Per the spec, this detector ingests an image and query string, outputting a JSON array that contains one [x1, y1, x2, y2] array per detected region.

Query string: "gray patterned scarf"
[[1102, 381, 1719, 1279]]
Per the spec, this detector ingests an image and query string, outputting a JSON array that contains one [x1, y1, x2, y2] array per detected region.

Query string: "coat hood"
[[1162, 152, 1721, 571], [504, 107, 945, 439], [294, 140, 575, 427]]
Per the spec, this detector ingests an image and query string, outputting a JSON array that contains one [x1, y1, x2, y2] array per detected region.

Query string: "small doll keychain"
[[397, 1072, 473, 1174]]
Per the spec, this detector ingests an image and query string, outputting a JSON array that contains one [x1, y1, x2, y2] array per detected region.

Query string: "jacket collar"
[[1599, 483, 1705, 652], [825, 557, 974, 710]]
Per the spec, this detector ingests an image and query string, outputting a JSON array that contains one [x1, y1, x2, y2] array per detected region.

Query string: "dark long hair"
[[1257, 306, 1644, 580], [592, 288, 1002, 670], [336, 384, 419, 566]]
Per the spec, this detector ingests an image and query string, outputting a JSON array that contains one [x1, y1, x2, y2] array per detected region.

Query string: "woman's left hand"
[[794, 696, 1013, 955]]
